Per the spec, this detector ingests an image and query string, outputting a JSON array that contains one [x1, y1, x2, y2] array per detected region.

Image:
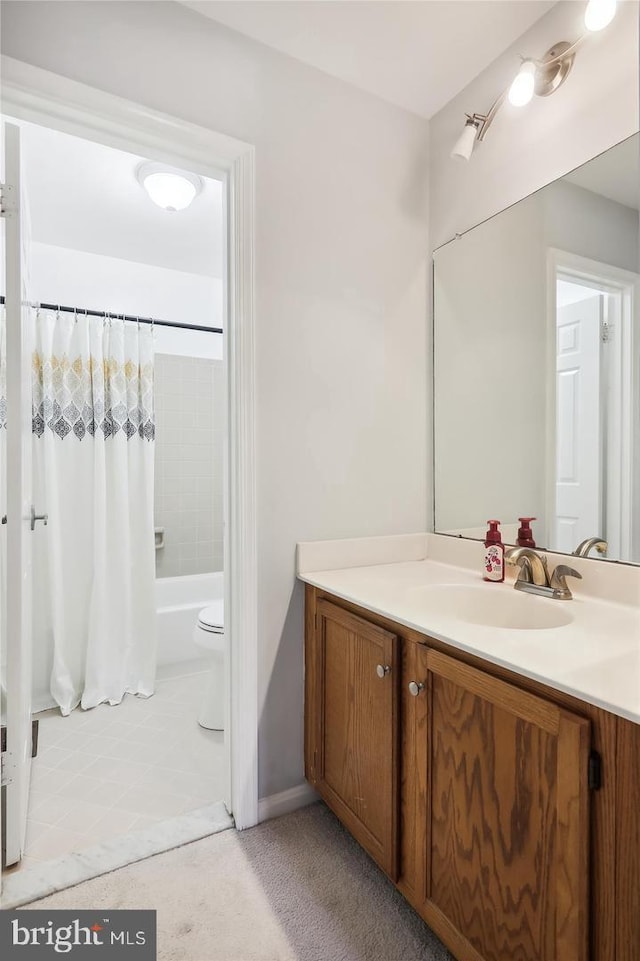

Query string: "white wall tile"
[[154, 351, 223, 577]]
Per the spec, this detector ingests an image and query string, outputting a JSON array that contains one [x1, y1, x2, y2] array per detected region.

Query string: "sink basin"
[[407, 584, 573, 631]]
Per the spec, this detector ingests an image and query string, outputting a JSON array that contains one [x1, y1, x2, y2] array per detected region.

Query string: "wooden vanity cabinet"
[[304, 585, 634, 961], [305, 597, 400, 879], [411, 646, 590, 961]]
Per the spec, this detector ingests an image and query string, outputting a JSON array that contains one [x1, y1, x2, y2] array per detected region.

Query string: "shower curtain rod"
[[0, 296, 223, 334]]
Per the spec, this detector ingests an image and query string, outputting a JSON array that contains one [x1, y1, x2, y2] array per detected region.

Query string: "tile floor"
[[18, 671, 225, 869]]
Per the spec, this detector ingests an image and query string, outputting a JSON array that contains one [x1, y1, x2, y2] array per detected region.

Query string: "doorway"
[[548, 250, 639, 562], [0, 62, 257, 897], [2, 116, 229, 870]]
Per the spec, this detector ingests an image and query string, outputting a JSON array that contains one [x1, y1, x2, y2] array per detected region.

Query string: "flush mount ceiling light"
[[136, 162, 203, 211], [451, 0, 617, 161]]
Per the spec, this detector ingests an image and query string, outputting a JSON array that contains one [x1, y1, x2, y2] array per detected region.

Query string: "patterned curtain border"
[[31, 351, 155, 442]]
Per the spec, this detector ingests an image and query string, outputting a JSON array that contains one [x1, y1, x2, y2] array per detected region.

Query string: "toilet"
[[193, 598, 224, 731]]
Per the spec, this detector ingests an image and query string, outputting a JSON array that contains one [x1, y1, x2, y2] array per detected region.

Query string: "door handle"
[[30, 506, 48, 531], [376, 664, 391, 678], [408, 681, 425, 697]]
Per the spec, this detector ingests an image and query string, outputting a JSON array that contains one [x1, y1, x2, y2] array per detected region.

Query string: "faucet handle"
[[550, 564, 582, 599]]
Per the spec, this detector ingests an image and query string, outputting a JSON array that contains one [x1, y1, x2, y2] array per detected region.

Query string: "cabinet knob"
[[376, 664, 391, 678], [408, 681, 425, 697]]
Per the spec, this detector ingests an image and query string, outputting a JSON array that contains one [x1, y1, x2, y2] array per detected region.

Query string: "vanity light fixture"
[[451, 0, 617, 161], [507, 60, 536, 107], [584, 0, 617, 31], [136, 161, 203, 211], [450, 116, 482, 161]]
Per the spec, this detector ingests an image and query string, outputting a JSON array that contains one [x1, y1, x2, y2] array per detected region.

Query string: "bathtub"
[[156, 571, 223, 667]]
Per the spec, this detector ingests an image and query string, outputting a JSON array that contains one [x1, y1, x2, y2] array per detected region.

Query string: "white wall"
[[30, 243, 222, 359], [544, 181, 639, 274], [430, 0, 639, 249], [1, 1, 430, 799], [434, 192, 547, 536]]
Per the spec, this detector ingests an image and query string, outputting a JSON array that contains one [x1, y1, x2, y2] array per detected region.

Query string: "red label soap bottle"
[[483, 520, 504, 582], [517, 517, 536, 548]]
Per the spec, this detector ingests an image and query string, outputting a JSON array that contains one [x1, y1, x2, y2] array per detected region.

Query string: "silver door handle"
[[408, 681, 425, 697], [30, 506, 48, 531], [376, 664, 391, 678]]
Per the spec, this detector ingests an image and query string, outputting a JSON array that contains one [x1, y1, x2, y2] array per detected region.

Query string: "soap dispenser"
[[516, 517, 537, 549], [483, 520, 504, 582]]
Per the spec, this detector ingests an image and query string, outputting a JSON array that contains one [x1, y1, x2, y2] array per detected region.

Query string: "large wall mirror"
[[433, 133, 640, 565]]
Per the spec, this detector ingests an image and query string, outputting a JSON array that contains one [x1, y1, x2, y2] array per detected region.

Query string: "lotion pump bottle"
[[516, 517, 537, 548], [483, 520, 505, 582]]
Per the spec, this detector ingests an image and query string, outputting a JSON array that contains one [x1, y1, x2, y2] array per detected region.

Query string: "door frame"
[[546, 247, 640, 560], [0, 56, 259, 830]]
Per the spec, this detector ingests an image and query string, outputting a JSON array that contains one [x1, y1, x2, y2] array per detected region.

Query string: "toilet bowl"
[[193, 599, 224, 731]]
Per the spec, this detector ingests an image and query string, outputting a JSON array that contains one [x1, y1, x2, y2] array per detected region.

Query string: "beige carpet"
[[20, 802, 451, 961]]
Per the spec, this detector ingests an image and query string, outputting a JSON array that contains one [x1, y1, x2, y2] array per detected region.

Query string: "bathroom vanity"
[[299, 537, 640, 961], [301, 129, 640, 961]]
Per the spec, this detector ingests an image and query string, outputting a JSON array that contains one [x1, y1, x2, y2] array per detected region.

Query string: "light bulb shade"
[[144, 173, 196, 211], [136, 162, 202, 211], [508, 61, 536, 107], [451, 121, 479, 161], [584, 0, 616, 31]]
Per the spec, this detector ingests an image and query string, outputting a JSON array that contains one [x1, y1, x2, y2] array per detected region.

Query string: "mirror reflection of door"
[[554, 272, 632, 560], [554, 282, 603, 553]]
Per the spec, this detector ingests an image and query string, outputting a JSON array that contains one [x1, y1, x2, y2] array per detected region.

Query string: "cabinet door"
[[307, 598, 399, 879], [413, 647, 590, 961]]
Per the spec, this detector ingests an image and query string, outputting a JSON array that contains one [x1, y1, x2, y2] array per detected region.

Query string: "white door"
[[554, 294, 603, 552], [1, 121, 34, 869]]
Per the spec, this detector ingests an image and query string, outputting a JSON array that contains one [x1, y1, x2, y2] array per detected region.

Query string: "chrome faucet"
[[505, 547, 549, 587], [573, 537, 608, 558], [505, 547, 582, 600]]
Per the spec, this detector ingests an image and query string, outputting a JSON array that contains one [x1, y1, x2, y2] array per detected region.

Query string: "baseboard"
[[258, 782, 318, 822]]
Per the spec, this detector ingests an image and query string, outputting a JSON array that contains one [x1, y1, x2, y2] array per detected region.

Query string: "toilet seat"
[[197, 600, 224, 634]]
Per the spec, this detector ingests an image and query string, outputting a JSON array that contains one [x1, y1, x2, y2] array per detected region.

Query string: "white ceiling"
[[182, 0, 556, 119], [565, 134, 639, 211], [14, 120, 224, 277], [557, 279, 599, 307]]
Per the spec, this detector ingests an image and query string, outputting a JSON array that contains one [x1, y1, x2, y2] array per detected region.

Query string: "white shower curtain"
[[33, 310, 156, 714]]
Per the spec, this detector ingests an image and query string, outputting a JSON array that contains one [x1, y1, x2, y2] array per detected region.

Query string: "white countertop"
[[297, 534, 640, 724]]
